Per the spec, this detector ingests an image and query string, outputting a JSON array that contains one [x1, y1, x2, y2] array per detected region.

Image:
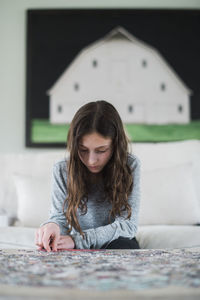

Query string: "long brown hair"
[[64, 100, 133, 237]]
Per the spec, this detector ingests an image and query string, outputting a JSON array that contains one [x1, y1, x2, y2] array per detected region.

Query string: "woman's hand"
[[35, 222, 60, 252], [57, 235, 75, 250]]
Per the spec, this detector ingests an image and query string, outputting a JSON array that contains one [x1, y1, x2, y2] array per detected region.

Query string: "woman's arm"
[[71, 155, 141, 249], [40, 161, 69, 235], [37, 161, 76, 251]]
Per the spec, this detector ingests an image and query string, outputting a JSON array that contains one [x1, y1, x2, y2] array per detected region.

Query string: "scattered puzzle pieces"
[[0, 247, 200, 291]]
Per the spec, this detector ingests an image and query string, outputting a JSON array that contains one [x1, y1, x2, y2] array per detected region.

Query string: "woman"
[[35, 100, 141, 252]]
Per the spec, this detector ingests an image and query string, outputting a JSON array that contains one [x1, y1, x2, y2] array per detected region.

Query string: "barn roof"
[[47, 26, 192, 96]]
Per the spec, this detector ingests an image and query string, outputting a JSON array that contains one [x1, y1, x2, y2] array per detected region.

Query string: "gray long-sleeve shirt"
[[40, 153, 141, 249]]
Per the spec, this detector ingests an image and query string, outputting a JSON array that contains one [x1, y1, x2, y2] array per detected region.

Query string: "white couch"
[[0, 139, 200, 250]]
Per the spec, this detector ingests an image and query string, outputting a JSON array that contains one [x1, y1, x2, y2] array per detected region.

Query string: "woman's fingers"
[[35, 229, 44, 247], [35, 230, 50, 251], [56, 236, 75, 250], [50, 234, 60, 252], [35, 228, 51, 252], [56, 236, 66, 247], [43, 231, 52, 252], [35, 223, 61, 252], [37, 246, 44, 251], [38, 229, 45, 247]]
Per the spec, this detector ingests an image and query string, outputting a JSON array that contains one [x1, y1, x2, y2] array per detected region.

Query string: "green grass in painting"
[[32, 119, 200, 143], [32, 120, 70, 143], [124, 120, 200, 142]]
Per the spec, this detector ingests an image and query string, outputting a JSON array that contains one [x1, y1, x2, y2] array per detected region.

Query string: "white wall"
[[0, 0, 200, 153]]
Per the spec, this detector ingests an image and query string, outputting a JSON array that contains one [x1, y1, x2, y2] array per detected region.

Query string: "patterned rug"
[[0, 247, 200, 299]]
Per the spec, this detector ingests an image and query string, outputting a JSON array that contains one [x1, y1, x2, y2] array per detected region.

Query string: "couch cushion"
[[139, 161, 200, 225], [0, 225, 200, 250], [132, 139, 200, 201], [136, 225, 200, 249], [0, 226, 36, 249]]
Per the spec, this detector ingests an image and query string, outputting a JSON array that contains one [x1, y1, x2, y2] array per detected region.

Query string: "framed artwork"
[[26, 9, 200, 148]]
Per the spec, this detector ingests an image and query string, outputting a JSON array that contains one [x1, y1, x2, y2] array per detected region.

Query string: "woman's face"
[[78, 132, 113, 174]]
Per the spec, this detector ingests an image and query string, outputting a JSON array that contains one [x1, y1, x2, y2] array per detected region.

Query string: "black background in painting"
[[26, 9, 200, 122]]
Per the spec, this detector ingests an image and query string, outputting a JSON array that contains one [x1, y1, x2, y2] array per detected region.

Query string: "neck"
[[89, 172, 102, 184]]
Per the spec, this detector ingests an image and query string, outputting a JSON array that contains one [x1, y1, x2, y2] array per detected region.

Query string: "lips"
[[88, 166, 99, 171]]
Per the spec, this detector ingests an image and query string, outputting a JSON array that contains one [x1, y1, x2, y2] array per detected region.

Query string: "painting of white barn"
[[47, 26, 192, 125]]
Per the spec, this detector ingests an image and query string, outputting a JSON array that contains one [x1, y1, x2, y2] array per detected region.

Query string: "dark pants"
[[101, 236, 140, 249]]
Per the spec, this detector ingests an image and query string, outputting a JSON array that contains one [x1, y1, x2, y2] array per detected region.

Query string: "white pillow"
[[139, 162, 200, 225], [13, 173, 51, 227]]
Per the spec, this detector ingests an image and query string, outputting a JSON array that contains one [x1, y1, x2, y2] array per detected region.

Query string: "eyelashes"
[[79, 149, 107, 154]]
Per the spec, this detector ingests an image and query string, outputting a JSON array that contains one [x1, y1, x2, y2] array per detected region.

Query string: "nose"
[[88, 152, 98, 166]]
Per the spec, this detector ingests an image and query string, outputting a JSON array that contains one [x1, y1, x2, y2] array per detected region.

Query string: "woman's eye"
[[96, 150, 106, 154], [79, 149, 107, 154]]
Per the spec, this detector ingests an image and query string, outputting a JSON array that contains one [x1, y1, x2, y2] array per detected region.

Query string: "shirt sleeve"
[[71, 155, 141, 249], [40, 161, 69, 235]]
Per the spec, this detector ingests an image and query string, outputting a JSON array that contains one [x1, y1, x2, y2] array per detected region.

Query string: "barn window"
[[160, 83, 166, 91], [57, 105, 62, 113], [178, 105, 183, 113], [142, 59, 147, 67], [74, 83, 79, 91], [92, 59, 98, 68], [128, 105, 134, 113]]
